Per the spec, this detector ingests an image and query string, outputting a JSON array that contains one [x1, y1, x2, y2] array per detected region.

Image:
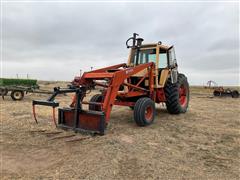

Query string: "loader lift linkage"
[[32, 33, 190, 135]]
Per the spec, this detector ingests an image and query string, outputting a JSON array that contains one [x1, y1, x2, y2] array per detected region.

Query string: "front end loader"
[[32, 33, 189, 135]]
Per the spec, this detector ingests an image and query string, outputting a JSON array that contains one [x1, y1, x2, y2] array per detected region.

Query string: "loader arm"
[[79, 62, 155, 121], [32, 62, 155, 135], [105, 62, 155, 120]]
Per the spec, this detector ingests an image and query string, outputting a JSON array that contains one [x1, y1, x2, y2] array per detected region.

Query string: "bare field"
[[1, 82, 240, 179]]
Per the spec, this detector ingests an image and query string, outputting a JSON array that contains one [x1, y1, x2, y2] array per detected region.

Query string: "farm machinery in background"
[[213, 87, 239, 98], [0, 78, 39, 100], [204, 80, 239, 98], [32, 33, 190, 135], [0, 78, 55, 101]]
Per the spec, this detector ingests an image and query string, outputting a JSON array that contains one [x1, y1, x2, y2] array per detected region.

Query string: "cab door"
[[167, 46, 177, 68], [157, 47, 169, 87], [167, 46, 178, 83]]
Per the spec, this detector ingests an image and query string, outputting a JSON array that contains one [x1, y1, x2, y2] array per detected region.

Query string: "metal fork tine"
[[65, 136, 90, 142], [29, 130, 46, 133], [49, 134, 75, 140], [52, 107, 57, 127], [44, 131, 62, 135], [32, 105, 38, 124]]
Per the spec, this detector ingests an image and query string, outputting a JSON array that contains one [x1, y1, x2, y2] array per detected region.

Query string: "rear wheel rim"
[[179, 85, 187, 107], [14, 92, 22, 99], [145, 106, 153, 121]]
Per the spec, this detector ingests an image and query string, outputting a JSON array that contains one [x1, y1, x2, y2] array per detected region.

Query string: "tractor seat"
[[158, 69, 169, 87]]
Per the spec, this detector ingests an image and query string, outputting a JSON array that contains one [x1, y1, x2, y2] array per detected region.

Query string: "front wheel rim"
[[145, 106, 153, 121]]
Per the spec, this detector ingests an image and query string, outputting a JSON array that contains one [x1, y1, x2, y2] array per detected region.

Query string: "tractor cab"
[[126, 33, 178, 87]]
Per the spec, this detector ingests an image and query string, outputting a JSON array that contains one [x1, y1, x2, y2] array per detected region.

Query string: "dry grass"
[[1, 82, 240, 179]]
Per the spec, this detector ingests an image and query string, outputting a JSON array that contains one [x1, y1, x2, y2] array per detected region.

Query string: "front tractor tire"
[[164, 74, 189, 114], [134, 97, 156, 126], [89, 94, 104, 111]]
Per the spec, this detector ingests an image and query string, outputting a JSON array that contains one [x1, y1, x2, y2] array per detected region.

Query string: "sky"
[[1, 1, 239, 85]]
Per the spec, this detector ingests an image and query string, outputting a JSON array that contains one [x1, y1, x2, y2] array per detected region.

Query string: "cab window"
[[132, 49, 156, 65], [131, 48, 169, 69], [159, 52, 168, 68]]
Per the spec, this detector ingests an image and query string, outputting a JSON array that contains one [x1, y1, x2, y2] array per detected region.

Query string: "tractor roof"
[[139, 43, 169, 50]]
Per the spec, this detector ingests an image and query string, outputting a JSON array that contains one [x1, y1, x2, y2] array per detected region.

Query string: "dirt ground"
[[1, 82, 240, 179]]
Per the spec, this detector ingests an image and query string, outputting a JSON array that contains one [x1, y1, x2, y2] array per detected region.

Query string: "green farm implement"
[[0, 78, 39, 100]]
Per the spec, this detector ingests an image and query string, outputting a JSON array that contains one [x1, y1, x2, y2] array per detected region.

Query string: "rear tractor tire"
[[89, 94, 104, 111], [10, 90, 24, 101], [134, 97, 156, 126], [164, 74, 189, 114]]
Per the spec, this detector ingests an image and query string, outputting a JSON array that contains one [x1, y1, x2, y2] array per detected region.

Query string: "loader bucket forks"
[[32, 86, 106, 135], [32, 101, 59, 126], [32, 87, 78, 127]]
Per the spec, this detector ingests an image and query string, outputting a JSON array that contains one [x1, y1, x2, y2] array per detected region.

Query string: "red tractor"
[[33, 33, 190, 135], [213, 87, 239, 98]]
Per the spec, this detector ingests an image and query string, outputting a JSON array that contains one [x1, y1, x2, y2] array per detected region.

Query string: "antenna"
[[80, 69, 82, 77]]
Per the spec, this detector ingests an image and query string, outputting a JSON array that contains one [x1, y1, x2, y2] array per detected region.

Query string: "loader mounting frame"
[[32, 62, 155, 135]]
